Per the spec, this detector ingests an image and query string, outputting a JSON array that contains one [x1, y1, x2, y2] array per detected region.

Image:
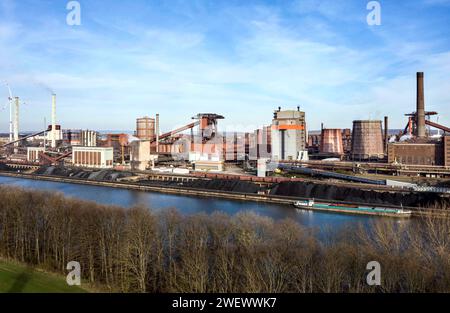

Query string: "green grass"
[[0, 260, 87, 293]]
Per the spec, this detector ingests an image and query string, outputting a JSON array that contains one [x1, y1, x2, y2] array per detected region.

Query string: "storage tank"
[[351, 120, 384, 160], [320, 129, 343, 155], [80, 130, 98, 147], [136, 117, 155, 140]]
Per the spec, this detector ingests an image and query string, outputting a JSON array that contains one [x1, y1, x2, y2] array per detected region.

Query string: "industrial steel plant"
[[1, 72, 449, 181], [2, 0, 450, 301]]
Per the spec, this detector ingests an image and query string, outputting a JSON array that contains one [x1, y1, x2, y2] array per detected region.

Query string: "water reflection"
[[0, 176, 396, 232]]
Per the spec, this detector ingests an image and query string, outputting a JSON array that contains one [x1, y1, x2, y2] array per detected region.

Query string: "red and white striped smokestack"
[[416, 72, 426, 138]]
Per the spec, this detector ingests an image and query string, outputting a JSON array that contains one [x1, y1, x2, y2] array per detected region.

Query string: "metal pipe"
[[416, 72, 426, 138]]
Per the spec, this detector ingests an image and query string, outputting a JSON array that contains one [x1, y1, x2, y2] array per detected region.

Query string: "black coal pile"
[[270, 181, 449, 207], [186, 179, 260, 193], [0, 163, 13, 172], [436, 180, 450, 188], [141, 178, 260, 193], [35, 166, 134, 182]]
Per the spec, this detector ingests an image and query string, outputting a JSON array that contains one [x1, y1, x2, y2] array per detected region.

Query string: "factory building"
[[271, 107, 307, 161], [387, 73, 450, 167], [307, 131, 321, 154], [388, 142, 444, 165], [27, 147, 45, 163], [63, 129, 82, 146], [63, 130, 97, 147], [342, 129, 352, 154], [192, 160, 225, 172], [101, 133, 131, 164], [46, 125, 63, 143], [72, 146, 114, 169], [249, 126, 272, 160], [130, 140, 158, 171], [351, 120, 384, 160], [80, 130, 98, 147], [223, 132, 250, 161], [189, 142, 223, 163], [159, 138, 187, 155], [445, 136, 450, 167]]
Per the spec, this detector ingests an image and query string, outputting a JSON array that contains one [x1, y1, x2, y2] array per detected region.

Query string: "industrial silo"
[[351, 120, 384, 160], [136, 117, 155, 140], [320, 129, 344, 155]]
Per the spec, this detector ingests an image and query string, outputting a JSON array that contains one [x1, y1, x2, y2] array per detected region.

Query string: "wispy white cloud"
[[0, 0, 449, 132]]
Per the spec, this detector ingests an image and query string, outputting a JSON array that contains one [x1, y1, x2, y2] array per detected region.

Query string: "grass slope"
[[0, 260, 86, 293]]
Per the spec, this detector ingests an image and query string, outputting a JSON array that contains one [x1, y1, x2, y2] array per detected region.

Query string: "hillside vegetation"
[[0, 185, 449, 293], [0, 260, 85, 293]]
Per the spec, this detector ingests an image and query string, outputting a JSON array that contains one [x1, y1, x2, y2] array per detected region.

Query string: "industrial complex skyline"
[[1, 1, 450, 298], [1, 0, 450, 132]]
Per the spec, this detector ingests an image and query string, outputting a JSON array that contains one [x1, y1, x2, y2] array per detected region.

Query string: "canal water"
[[0, 176, 409, 233]]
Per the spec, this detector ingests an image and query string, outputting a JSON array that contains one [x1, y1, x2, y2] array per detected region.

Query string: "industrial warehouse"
[[0, 72, 449, 217]]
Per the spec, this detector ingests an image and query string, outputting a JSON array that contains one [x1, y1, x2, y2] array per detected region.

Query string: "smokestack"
[[416, 72, 426, 138], [384, 116, 388, 154], [408, 117, 413, 136], [52, 94, 56, 148], [14, 97, 19, 145], [156, 114, 160, 153]]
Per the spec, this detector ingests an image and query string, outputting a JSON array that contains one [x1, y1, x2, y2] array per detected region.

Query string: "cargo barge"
[[294, 199, 412, 218]]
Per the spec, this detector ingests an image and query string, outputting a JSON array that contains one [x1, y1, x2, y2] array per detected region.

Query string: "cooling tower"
[[320, 129, 343, 155], [351, 120, 384, 160]]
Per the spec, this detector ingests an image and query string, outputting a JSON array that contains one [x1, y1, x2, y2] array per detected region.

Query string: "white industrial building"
[[129, 140, 158, 171], [46, 126, 63, 142], [27, 147, 45, 162], [271, 108, 308, 161], [189, 151, 224, 172], [72, 146, 114, 169], [192, 160, 225, 172]]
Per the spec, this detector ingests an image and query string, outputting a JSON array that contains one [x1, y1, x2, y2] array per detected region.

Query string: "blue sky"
[[0, 0, 449, 133]]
